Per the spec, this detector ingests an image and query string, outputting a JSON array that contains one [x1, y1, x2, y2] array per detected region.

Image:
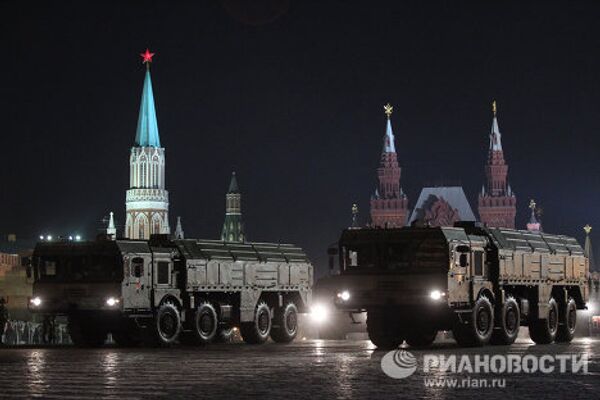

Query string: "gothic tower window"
[[138, 218, 145, 239]]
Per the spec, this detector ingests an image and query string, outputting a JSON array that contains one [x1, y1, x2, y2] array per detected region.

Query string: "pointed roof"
[[107, 211, 116, 238], [383, 118, 396, 153], [489, 100, 502, 151], [174, 216, 184, 239], [381, 104, 397, 153], [135, 68, 161, 147], [228, 172, 240, 194]]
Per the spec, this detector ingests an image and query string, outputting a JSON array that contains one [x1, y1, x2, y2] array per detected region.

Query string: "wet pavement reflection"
[[0, 338, 598, 399]]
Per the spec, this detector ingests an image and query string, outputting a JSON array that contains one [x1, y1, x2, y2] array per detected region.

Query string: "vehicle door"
[[122, 253, 152, 310], [151, 252, 179, 307]]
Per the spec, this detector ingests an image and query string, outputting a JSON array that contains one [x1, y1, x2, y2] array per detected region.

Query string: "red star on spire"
[[140, 48, 155, 64]]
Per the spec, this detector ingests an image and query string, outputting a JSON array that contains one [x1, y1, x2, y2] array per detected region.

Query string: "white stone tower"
[[125, 49, 170, 239]]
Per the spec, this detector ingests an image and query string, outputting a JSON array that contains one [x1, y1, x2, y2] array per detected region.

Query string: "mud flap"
[[240, 290, 261, 323], [537, 285, 552, 319]]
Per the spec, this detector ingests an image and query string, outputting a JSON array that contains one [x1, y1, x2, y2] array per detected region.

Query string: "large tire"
[[68, 317, 107, 347], [240, 301, 272, 344], [529, 297, 559, 345], [490, 296, 520, 345], [155, 302, 181, 345], [452, 296, 494, 347], [271, 302, 299, 343], [406, 328, 437, 348], [194, 302, 219, 344], [556, 297, 577, 343], [366, 311, 404, 350]]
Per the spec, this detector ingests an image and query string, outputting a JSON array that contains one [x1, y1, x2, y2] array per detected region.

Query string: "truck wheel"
[[155, 302, 181, 345], [240, 301, 272, 344], [366, 311, 403, 350], [271, 302, 299, 343], [406, 329, 437, 348], [452, 296, 494, 347], [68, 317, 107, 347], [556, 297, 577, 343], [529, 297, 559, 344], [490, 296, 520, 345], [194, 302, 218, 344]]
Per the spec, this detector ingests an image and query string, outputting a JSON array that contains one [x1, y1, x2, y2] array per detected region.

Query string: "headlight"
[[310, 304, 329, 324], [429, 290, 445, 301], [106, 297, 120, 307], [30, 297, 42, 307], [337, 290, 351, 302]]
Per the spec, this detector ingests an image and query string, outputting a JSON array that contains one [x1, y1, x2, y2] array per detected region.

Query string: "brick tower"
[[478, 101, 516, 228], [370, 103, 409, 227]]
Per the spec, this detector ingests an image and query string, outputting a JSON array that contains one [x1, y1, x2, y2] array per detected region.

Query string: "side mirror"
[[459, 253, 468, 268]]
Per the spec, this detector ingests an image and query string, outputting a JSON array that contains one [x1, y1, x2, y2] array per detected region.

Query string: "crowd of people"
[[0, 297, 71, 346]]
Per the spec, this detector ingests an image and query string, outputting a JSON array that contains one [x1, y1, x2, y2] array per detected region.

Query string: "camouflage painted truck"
[[28, 235, 312, 346], [328, 223, 589, 349]]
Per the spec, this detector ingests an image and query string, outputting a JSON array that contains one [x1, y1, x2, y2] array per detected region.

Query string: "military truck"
[[328, 223, 589, 349], [28, 235, 312, 347]]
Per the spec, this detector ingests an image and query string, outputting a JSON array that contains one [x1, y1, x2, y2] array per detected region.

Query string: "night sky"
[[1, 1, 599, 275]]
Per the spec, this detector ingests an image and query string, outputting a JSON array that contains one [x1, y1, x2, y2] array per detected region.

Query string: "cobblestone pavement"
[[0, 338, 598, 399]]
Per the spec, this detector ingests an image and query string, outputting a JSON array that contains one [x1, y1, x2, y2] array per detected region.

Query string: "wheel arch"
[[477, 288, 495, 304], [158, 294, 182, 310]]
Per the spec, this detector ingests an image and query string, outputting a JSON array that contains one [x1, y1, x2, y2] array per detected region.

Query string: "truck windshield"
[[343, 243, 409, 271], [35, 254, 123, 283], [342, 236, 448, 272]]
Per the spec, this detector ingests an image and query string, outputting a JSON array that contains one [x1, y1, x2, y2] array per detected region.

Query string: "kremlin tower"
[[478, 101, 517, 228], [221, 172, 245, 242], [370, 104, 409, 228], [124, 50, 170, 239]]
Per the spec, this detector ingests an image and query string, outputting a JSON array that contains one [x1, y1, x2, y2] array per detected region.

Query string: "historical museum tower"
[[478, 101, 516, 228], [370, 104, 409, 227], [125, 50, 170, 239]]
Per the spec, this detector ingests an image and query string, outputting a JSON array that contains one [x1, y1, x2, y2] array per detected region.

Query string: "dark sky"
[[1, 0, 599, 274]]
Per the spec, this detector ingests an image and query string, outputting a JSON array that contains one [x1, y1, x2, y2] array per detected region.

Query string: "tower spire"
[[221, 172, 245, 242], [490, 100, 502, 151], [174, 216, 184, 239], [125, 50, 170, 239], [107, 211, 116, 239], [382, 103, 396, 153], [135, 49, 161, 147]]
